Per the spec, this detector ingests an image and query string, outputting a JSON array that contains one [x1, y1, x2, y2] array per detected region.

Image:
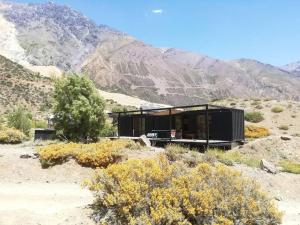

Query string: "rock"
[[138, 135, 151, 147], [260, 159, 277, 174], [20, 154, 32, 159], [281, 136, 291, 141]]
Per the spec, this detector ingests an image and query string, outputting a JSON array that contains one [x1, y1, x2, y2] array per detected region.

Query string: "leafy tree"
[[52, 74, 106, 141], [7, 106, 32, 136]]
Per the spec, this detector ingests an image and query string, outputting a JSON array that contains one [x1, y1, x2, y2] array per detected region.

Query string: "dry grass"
[[279, 160, 300, 174]]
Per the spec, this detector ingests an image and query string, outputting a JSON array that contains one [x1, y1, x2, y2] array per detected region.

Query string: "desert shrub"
[[52, 74, 106, 141], [278, 125, 289, 130], [271, 107, 284, 113], [99, 121, 116, 137], [245, 125, 269, 138], [0, 127, 25, 144], [85, 156, 282, 225], [38, 139, 140, 168], [34, 120, 48, 129], [7, 106, 32, 136], [206, 149, 261, 167], [165, 144, 202, 167], [279, 160, 300, 174], [244, 111, 264, 123]]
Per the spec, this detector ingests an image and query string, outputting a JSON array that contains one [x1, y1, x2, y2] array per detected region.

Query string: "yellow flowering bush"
[[245, 125, 270, 138], [38, 139, 140, 168], [85, 155, 282, 225], [0, 127, 25, 144]]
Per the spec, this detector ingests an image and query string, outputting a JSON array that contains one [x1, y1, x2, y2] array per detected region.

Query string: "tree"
[[53, 74, 106, 141], [7, 106, 32, 136]]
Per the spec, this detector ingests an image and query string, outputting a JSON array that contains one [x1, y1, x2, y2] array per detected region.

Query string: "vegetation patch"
[[245, 125, 270, 138], [279, 160, 300, 174], [278, 125, 289, 130], [85, 155, 282, 224], [245, 111, 264, 123], [0, 127, 25, 144], [271, 107, 284, 113], [206, 149, 261, 167], [38, 139, 142, 168], [165, 144, 201, 167]]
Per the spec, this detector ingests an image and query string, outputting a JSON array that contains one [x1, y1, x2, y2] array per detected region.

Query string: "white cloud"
[[151, 9, 163, 14]]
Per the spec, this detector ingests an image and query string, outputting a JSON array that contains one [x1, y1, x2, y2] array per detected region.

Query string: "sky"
[[14, 0, 300, 66]]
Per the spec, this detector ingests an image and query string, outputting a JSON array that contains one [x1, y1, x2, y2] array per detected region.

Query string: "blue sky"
[[14, 0, 300, 66]]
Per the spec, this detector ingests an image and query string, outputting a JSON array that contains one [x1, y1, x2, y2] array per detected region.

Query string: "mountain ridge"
[[0, 1, 299, 105]]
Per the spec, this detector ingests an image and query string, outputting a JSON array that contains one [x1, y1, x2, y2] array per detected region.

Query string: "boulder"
[[138, 135, 151, 147], [260, 159, 277, 174]]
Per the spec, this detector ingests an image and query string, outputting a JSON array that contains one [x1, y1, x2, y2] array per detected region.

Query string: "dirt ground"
[[0, 141, 300, 224], [0, 144, 95, 225]]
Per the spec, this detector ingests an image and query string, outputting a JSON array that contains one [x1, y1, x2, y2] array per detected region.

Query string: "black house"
[[112, 104, 244, 149]]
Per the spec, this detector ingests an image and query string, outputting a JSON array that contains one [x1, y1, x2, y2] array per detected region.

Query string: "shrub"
[[0, 128, 25, 144], [85, 156, 282, 224], [165, 144, 201, 167], [279, 160, 300, 174], [244, 111, 264, 123], [278, 125, 289, 130], [271, 107, 284, 113], [52, 74, 106, 141], [7, 106, 32, 136], [99, 121, 116, 137], [38, 139, 140, 168], [206, 149, 261, 167], [245, 125, 269, 138], [34, 120, 48, 129]]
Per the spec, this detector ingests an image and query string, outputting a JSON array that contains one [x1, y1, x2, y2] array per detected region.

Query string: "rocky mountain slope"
[[0, 54, 52, 114], [0, 1, 299, 105], [282, 61, 300, 77]]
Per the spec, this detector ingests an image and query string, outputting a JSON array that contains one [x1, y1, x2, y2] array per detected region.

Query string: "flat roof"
[[109, 103, 243, 115]]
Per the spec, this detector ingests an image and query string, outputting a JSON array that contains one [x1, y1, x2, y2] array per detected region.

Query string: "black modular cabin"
[[111, 104, 244, 149]]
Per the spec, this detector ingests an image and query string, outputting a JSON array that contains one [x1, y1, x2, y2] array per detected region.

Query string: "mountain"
[[0, 54, 52, 114], [282, 61, 300, 77], [0, 1, 299, 105]]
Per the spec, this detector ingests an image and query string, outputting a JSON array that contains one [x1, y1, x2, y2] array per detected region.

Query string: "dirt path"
[[235, 164, 300, 225], [0, 143, 95, 225]]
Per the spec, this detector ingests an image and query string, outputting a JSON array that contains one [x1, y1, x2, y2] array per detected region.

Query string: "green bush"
[[7, 106, 32, 136], [99, 121, 116, 137], [279, 160, 300, 174], [278, 125, 289, 130], [0, 127, 25, 144], [52, 74, 106, 141], [34, 120, 48, 129], [271, 107, 284, 113], [245, 111, 264, 123]]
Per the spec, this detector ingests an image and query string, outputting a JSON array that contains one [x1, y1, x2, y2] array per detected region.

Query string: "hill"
[[0, 54, 52, 114]]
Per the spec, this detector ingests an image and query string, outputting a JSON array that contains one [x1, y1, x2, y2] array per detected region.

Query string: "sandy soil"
[[0, 144, 95, 225]]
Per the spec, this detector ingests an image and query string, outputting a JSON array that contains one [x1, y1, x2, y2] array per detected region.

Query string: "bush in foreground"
[[245, 125, 270, 138], [38, 139, 141, 168], [245, 111, 264, 123], [85, 156, 282, 225], [0, 127, 25, 144]]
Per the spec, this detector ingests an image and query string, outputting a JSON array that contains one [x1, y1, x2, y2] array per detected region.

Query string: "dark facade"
[[114, 104, 244, 144]]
